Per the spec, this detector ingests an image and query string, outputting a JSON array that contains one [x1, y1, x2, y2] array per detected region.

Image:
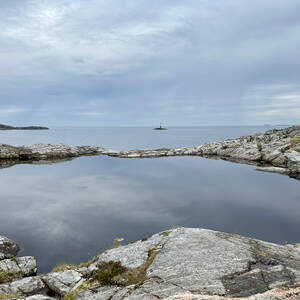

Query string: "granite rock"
[[0, 236, 20, 260]]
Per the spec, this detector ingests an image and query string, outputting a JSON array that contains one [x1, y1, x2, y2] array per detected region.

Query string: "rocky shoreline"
[[0, 228, 300, 299], [0, 126, 299, 178]]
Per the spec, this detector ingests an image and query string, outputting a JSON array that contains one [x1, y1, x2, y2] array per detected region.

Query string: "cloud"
[[0, 0, 300, 125], [0, 107, 26, 115], [242, 84, 300, 123]]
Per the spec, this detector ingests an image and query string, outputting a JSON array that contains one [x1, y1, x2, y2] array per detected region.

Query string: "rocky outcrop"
[[0, 236, 45, 299], [0, 228, 299, 299], [0, 126, 299, 176], [108, 125, 300, 176], [0, 144, 106, 160]]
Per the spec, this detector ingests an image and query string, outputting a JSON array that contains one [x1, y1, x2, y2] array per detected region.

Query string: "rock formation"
[[0, 228, 299, 299], [0, 126, 299, 177]]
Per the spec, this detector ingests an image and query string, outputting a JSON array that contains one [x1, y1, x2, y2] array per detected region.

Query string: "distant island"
[[0, 123, 49, 130]]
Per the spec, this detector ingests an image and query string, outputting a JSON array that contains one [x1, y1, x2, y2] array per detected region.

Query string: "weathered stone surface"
[[96, 231, 169, 269], [1, 227, 300, 300], [10, 277, 46, 295], [42, 270, 84, 296], [0, 143, 105, 161], [76, 286, 121, 300], [74, 227, 300, 299], [0, 277, 46, 296], [0, 257, 37, 276], [159, 287, 300, 299], [0, 236, 20, 260]]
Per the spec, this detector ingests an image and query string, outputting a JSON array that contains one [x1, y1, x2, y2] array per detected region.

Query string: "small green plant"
[[291, 137, 300, 143], [92, 261, 127, 285], [60, 291, 76, 300], [0, 271, 22, 284]]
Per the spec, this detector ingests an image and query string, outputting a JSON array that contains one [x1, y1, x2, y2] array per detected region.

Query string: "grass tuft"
[[0, 293, 22, 300], [60, 290, 76, 300], [290, 137, 300, 147], [0, 271, 22, 284], [85, 261, 127, 285], [51, 263, 77, 272]]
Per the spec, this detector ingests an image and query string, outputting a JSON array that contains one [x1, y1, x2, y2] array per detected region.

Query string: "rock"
[[96, 231, 168, 269], [256, 167, 290, 174], [42, 270, 84, 296], [1, 228, 300, 299], [23, 296, 56, 300], [0, 126, 300, 177], [0, 277, 46, 296], [10, 277, 46, 295], [74, 227, 300, 299], [0, 236, 20, 260], [76, 286, 121, 300], [285, 150, 300, 173], [0, 257, 37, 276], [159, 287, 300, 299], [16, 257, 37, 276]]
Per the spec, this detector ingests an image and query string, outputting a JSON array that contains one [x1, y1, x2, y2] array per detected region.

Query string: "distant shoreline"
[[0, 123, 49, 130], [0, 126, 299, 179]]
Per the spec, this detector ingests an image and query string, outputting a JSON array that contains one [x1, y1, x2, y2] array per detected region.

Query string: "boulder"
[[42, 270, 84, 296], [0, 256, 37, 276], [0, 236, 20, 260], [0, 277, 46, 296]]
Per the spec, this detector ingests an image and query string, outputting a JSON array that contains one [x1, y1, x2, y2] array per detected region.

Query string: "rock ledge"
[[0, 228, 299, 299]]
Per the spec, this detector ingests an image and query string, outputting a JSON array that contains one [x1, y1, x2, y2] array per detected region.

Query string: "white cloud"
[[0, 0, 192, 76], [0, 107, 26, 115], [243, 84, 300, 122]]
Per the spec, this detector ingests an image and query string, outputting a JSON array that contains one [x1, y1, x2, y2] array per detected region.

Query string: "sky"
[[0, 0, 300, 126]]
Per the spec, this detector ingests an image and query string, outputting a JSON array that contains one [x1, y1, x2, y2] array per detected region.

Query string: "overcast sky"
[[0, 0, 299, 126]]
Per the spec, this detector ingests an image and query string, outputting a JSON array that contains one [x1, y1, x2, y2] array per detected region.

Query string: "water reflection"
[[0, 156, 299, 273]]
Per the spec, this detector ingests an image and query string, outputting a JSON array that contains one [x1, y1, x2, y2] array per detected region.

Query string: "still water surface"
[[0, 126, 299, 273]]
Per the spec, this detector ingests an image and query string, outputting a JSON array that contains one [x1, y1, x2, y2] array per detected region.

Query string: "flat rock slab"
[[160, 287, 300, 299], [96, 231, 169, 269], [77, 228, 300, 299], [1, 227, 300, 300]]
